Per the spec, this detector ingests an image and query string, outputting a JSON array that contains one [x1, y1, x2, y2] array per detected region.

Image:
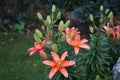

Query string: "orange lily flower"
[[101, 23, 113, 37], [67, 34, 90, 54], [65, 27, 90, 54], [65, 27, 80, 38], [43, 51, 75, 79], [28, 40, 51, 59], [112, 25, 120, 43]]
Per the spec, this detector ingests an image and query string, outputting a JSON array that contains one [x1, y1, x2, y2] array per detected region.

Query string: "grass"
[[0, 32, 49, 80]]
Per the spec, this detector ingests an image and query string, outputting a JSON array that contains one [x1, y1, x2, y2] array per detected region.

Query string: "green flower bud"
[[37, 12, 43, 20], [51, 5, 56, 13], [44, 20, 50, 28], [57, 12, 61, 20], [100, 5, 104, 12], [89, 14, 94, 22], [47, 15, 51, 24], [52, 43, 58, 52], [69, 31, 75, 39], [105, 9, 109, 14], [89, 26, 94, 33], [99, 17, 104, 24], [60, 34, 66, 42], [95, 75, 101, 80], [64, 20, 70, 29], [108, 11, 114, 19], [41, 25, 45, 31], [34, 34, 41, 43], [35, 29, 43, 38], [58, 21, 64, 32]]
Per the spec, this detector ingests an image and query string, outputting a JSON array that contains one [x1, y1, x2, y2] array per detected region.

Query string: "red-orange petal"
[[39, 52, 48, 60], [74, 47, 79, 54], [66, 38, 71, 45], [42, 60, 55, 66], [65, 28, 70, 35], [28, 47, 36, 51], [79, 44, 90, 49], [49, 67, 59, 79], [51, 52, 60, 62], [61, 51, 68, 61], [61, 60, 75, 67], [34, 42, 42, 48], [80, 39, 88, 43], [42, 40, 51, 45], [59, 68, 68, 78], [29, 48, 38, 56]]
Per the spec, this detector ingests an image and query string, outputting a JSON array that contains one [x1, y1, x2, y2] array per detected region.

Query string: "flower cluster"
[[102, 21, 120, 43], [28, 5, 120, 80], [28, 5, 90, 79], [28, 26, 90, 79], [64, 27, 90, 54]]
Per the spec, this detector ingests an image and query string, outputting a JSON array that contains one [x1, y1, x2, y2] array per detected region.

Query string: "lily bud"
[[52, 43, 58, 52], [34, 34, 41, 43], [89, 14, 94, 22], [44, 20, 50, 28], [39, 51, 48, 60], [35, 29, 43, 38], [64, 20, 70, 29], [100, 5, 104, 12], [108, 11, 114, 19], [95, 75, 101, 80], [105, 9, 109, 14], [41, 25, 45, 31], [58, 21, 64, 32], [51, 5, 56, 13], [47, 15, 51, 24], [60, 34, 66, 42], [89, 26, 94, 33], [69, 31, 75, 39], [57, 12, 61, 20], [37, 12, 43, 20], [99, 17, 104, 24], [46, 28, 51, 38]]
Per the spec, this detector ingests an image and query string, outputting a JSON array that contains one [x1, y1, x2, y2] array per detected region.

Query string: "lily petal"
[[61, 51, 68, 61], [79, 44, 90, 49], [42, 40, 51, 45], [43, 60, 55, 66], [59, 68, 68, 78], [81, 39, 88, 43], [65, 28, 70, 35], [51, 52, 60, 62], [29, 49, 38, 56], [66, 38, 71, 45], [74, 47, 79, 54], [28, 47, 36, 51], [49, 67, 59, 79], [61, 60, 75, 67], [39, 52, 48, 60], [34, 42, 42, 48]]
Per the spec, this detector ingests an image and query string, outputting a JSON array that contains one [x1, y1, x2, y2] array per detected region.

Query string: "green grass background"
[[0, 33, 49, 80]]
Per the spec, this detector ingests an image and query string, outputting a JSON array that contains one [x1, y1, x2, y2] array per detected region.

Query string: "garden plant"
[[28, 5, 120, 80]]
